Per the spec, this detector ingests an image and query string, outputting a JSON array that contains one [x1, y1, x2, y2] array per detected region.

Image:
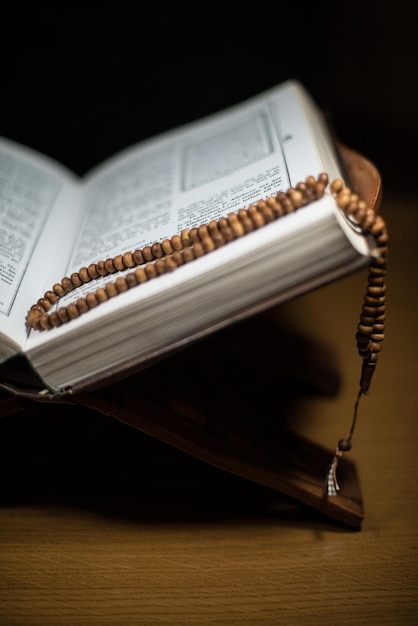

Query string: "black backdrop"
[[1, 3, 417, 193]]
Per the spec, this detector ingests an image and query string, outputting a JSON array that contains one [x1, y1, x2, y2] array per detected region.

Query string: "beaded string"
[[325, 178, 388, 496], [26, 173, 330, 331], [26, 173, 388, 497]]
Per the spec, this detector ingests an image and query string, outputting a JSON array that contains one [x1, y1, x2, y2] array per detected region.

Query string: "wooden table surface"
[[1, 194, 417, 625]]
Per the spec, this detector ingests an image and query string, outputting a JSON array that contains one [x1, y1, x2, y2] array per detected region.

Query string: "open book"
[[0, 79, 376, 395]]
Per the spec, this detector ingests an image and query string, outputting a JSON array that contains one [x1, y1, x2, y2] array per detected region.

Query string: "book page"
[[20, 80, 342, 338], [67, 80, 328, 274], [20, 81, 348, 368], [0, 138, 81, 356]]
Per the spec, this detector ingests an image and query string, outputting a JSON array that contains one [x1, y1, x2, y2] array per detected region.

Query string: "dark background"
[[1, 3, 417, 194]]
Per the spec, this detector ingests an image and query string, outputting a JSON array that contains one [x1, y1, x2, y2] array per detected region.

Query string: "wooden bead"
[[142, 246, 154, 262], [330, 178, 344, 194], [218, 218, 235, 242], [354, 206, 367, 225], [182, 247, 195, 263], [96, 261, 108, 276], [207, 220, 219, 235], [151, 242, 164, 258], [113, 255, 125, 271], [105, 282, 118, 297], [362, 305, 379, 316], [267, 195, 281, 214], [346, 198, 359, 216], [372, 256, 387, 268], [123, 252, 135, 268], [171, 235, 183, 251], [79, 267, 91, 283], [335, 190, 351, 209], [288, 188, 304, 208], [257, 200, 274, 222], [369, 265, 386, 276], [198, 225, 209, 240], [57, 307, 70, 323], [248, 205, 266, 227], [367, 285, 386, 296], [26, 308, 43, 327], [145, 263, 158, 279], [67, 303, 80, 319], [361, 209, 375, 230], [201, 237, 216, 253], [86, 292, 99, 308], [237, 209, 254, 233], [161, 239, 174, 255], [313, 182, 326, 199], [49, 312, 61, 327], [356, 332, 370, 346], [338, 439, 352, 452], [134, 267, 148, 283], [38, 298, 52, 311], [211, 230, 225, 247], [371, 333, 385, 342], [133, 249, 145, 265], [373, 323, 385, 332], [360, 315, 378, 325], [53, 283, 66, 297], [154, 259, 167, 275], [88, 264, 100, 279], [305, 175, 317, 189], [189, 228, 201, 243], [172, 251, 184, 266], [30, 303, 45, 313], [96, 288, 108, 302], [104, 258, 116, 273], [276, 192, 293, 213], [227, 214, 245, 237], [193, 242, 205, 258], [115, 277, 128, 292], [358, 324, 373, 334], [370, 216, 386, 236], [164, 256, 178, 272], [370, 341, 383, 353], [125, 272, 138, 288], [180, 229, 192, 247], [61, 277, 74, 292], [40, 314, 52, 330], [70, 272, 82, 287], [266, 197, 284, 218], [302, 187, 316, 204], [374, 304, 386, 315], [45, 290, 58, 304], [369, 275, 385, 285], [76, 297, 89, 314]]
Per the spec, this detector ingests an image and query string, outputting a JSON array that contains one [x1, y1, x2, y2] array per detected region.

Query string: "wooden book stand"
[[0, 145, 382, 529]]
